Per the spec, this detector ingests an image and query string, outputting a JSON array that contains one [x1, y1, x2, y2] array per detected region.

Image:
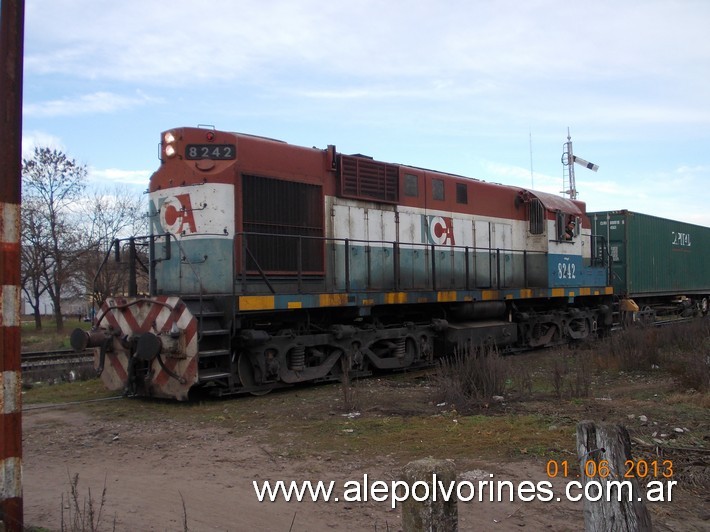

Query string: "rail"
[[21, 349, 93, 372]]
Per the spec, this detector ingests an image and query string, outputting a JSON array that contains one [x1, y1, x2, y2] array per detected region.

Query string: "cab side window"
[[556, 212, 566, 240], [558, 212, 579, 241]]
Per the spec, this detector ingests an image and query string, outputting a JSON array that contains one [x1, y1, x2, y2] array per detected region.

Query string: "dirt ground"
[[21, 358, 709, 531], [22, 407, 579, 531]]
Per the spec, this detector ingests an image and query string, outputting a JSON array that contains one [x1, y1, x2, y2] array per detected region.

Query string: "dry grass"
[[596, 319, 710, 393], [22, 316, 91, 352], [549, 349, 593, 399], [431, 343, 509, 412], [22, 378, 116, 405], [61, 473, 113, 532], [296, 412, 574, 462]]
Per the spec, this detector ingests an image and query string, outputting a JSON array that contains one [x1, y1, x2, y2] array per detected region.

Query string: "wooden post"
[[401, 458, 458, 532], [576, 421, 652, 532]]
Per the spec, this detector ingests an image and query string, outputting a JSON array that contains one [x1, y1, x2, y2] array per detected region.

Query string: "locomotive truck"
[[73, 126, 620, 400]]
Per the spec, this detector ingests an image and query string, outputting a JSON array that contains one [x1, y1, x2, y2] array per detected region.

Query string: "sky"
[[20, 0, 710, 227]]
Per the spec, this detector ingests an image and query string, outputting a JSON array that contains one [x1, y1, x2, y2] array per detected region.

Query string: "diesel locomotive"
[[72, 126, 619, 400]]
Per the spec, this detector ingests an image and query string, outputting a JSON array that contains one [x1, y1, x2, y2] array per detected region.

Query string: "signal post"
[[0, 0, 25, 530]]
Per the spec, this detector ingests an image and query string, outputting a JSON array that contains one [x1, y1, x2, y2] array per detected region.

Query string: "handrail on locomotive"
[[234, 231, 611, 295], [99, 229, 610, 300]]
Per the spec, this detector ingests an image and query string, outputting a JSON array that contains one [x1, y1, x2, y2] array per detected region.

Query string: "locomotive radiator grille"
[[242, 174, 324, 273]]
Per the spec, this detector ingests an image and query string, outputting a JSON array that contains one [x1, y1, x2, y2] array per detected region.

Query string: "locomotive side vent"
[[339, 155, 399, 204], [242, 174, 324, 273]]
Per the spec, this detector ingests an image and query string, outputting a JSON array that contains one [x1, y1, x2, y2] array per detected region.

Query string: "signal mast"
[[561, 129, 598, 199]]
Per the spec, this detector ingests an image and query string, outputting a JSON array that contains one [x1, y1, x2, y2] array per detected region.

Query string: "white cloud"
[[89, 168, 152, 187], [21, 131, 65, 159], [24, 0, 710, 90], [481, 160, 563, 194], [23, 91, 158, 118], [19, 0, 710, 231], [674, 164, 710, 177], [579, 180, 628, 197]]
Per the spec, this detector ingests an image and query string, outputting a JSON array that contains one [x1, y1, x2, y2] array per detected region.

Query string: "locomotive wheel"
[[701, 297, 708, 315], [237, 353, 272, 396], [403, 337, 418, 367]]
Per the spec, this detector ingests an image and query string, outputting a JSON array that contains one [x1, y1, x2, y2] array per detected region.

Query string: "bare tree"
[[22, 147, 87, 331], [79, 187, 148, 306], [21, 196, 51, 329]]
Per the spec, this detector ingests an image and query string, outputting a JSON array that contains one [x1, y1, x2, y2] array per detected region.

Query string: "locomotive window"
[[529, 198, 544, 234], [432, 178, 445, 201], [456, 183, 468, 204], [404, 174, 419, 197], [557, 214, 579, 241], [556, 211, 564, 240]]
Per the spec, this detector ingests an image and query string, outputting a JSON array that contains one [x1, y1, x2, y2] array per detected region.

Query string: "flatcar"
[[72, 126, 614, 400], [590, 210, 710, 323]]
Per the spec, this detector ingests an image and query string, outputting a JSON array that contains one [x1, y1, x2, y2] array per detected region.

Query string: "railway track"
[[21, 348, 94, 378], [21, 313, 700, 389]]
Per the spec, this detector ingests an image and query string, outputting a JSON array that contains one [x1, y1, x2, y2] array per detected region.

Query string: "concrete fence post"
[[401, 458, 458, 532]]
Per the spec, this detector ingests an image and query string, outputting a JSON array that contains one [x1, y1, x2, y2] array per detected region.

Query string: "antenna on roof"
[[561, 128, 598, 200], [529, 129, 534, 189]]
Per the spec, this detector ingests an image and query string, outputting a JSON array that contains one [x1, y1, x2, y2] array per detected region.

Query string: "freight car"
[[590, 210, 710, 323], [72, 126, 614, 400]]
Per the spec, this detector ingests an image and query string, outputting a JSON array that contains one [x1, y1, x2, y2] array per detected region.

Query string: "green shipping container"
[[589, 210, 710, 298]]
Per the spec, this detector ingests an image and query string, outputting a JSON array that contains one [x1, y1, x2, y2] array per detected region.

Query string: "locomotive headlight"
[[164, 144, 176, 158], [162, 131, 177, 159]]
